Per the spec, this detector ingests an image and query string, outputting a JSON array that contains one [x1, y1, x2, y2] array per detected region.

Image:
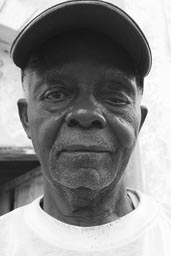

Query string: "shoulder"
[[0, 196, 42, 233], [0, 205, 26, 230], [0, 205, 26, 255], [159, 201, 171, 223], [130, 188, 171, 225]]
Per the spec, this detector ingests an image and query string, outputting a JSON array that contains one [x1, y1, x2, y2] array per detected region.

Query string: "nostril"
[[92, 120, 104, 128], [65, 111, 106, 128], [68, 119, 79, 127]]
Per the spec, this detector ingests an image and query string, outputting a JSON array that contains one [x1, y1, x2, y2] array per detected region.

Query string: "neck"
[[43, 179, 133, 227]]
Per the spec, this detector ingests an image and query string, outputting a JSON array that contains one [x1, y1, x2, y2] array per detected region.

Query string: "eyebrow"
[[101, 68, 137, 91], [42, 68, 74, 83], [32, 66, 137, 95], [103, 67, 134, 80], [32, 68, 75, 95]]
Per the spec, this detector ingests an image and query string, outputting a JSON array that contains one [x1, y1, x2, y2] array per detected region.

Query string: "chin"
[[49, 150, 120, 189], [50, 165, 116, 191]]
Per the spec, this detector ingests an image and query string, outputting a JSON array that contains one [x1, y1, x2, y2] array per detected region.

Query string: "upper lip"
[[61, 145, 112, 152]]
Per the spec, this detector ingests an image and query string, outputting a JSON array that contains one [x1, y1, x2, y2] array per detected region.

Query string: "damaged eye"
[[107, 96, 129, 105]]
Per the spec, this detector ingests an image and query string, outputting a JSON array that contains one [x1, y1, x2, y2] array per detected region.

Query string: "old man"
[[0, 0, 171, 255]]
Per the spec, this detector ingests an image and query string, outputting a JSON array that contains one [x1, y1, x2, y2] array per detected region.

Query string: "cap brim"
[[10, 0, 152, 77]]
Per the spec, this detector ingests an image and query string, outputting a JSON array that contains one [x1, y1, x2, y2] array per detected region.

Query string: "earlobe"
[[17, 98, 31, 139], [139, 105, 148, 131]]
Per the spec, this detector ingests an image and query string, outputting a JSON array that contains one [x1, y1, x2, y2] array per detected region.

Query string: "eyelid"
[[105, 97, 131, 108], [39, 87, 71, 101], [43, 85, 72, 94], [100, 89, 130, 98], [97, 89, 132, 107], [107, 94, 130, 102], [44, 88, 66, 96]]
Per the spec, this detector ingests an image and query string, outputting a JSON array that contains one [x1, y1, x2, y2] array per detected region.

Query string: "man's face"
[[19, 32, 146, 191]]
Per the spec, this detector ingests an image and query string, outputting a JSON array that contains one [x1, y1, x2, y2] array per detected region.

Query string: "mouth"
[[59, 145, 112, 154]]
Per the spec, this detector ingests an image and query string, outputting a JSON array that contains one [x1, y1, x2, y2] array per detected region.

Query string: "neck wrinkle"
[[43, 179, 133, 227]]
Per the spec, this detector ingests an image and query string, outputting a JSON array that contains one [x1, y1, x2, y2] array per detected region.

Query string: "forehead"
[[27, 30, 136, 76]]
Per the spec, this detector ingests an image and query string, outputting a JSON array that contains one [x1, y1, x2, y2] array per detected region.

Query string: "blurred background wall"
[[0, 0, 171, 214]]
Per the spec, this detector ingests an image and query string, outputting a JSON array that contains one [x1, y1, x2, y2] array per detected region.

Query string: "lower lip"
[[57, 151, 111, 158], [62, 151, 109, 154]]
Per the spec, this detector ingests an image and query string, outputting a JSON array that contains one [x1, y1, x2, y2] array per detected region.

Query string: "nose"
[[65, 108, 106, 129]]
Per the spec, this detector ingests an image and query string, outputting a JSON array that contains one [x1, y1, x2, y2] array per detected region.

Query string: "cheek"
[[107, 110, 140, 149], [28, 106, 66, 162]]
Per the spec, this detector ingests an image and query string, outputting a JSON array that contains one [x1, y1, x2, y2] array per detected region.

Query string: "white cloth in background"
[[0, 189, 171, 256]]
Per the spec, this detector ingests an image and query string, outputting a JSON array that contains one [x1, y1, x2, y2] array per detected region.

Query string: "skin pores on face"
[[24, 32, 142, 195]]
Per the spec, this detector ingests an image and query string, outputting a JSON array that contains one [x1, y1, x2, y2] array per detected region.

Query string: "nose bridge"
[[76, 93, 95, 111], [65, 95, 106, 129]]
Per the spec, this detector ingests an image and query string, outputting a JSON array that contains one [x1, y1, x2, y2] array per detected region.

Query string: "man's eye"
[[43, 90, 69, 101], [106, 95, 129, 105]]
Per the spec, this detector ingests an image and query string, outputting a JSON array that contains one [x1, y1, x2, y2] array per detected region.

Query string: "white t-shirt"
[[0, 189, 171, 256]]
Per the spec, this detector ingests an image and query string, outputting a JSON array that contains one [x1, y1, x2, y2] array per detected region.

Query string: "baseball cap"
[[10, 0, 152, 77]]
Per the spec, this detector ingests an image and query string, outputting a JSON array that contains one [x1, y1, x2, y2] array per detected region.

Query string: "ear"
[[17, 98, 31, 139], [139, 105, 148, 131]]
